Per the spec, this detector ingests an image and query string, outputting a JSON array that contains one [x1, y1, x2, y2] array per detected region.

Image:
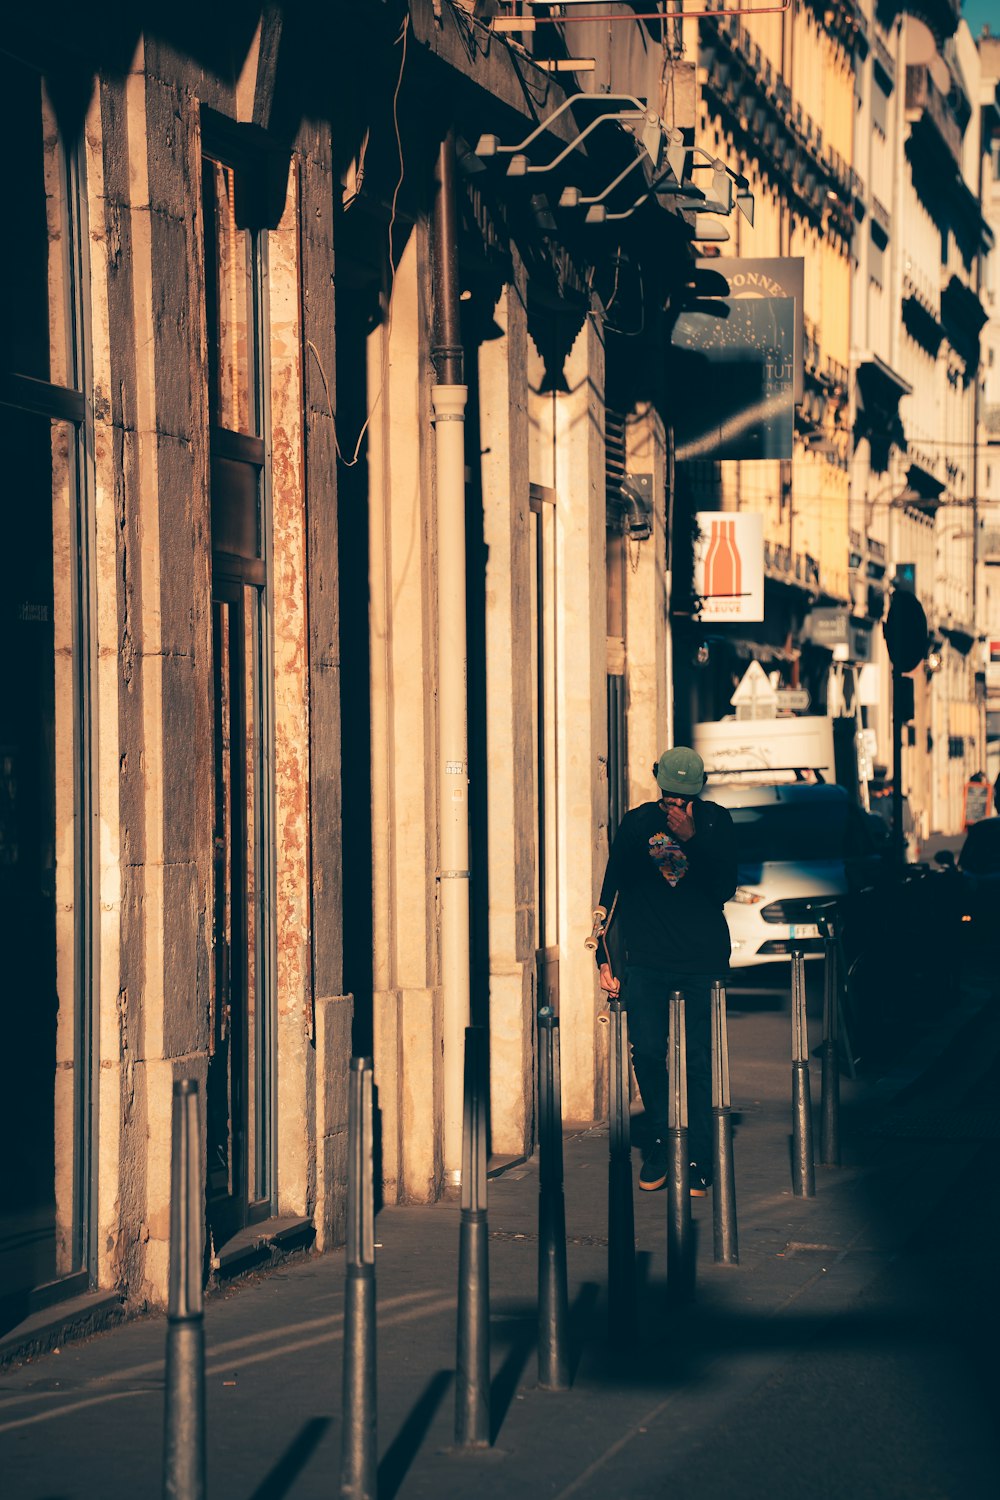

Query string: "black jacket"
[[597, 797, 737, 975]]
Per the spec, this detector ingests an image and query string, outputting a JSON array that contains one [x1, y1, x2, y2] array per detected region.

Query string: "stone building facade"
[[1, 5, 351, 1334], [2, 0, 702, 1336]]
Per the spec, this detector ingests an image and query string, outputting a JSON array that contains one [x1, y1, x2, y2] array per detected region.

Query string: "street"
[[3, 959, 997, 1499]]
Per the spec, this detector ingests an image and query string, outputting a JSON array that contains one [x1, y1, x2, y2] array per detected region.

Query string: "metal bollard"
[[607, 999, 636, 1344], [341, 1058, 377, 1500], [790, 951, 816, 1198], [820, 916, 841, 1168], [710, 981, 739, 1265], [667, 991, 694, 1302], [455, 1026, 490, 1447], [162, 1078, 206, 1500], [537, 1009, 570, 1389]]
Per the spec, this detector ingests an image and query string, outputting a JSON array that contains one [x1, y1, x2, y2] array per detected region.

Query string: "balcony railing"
[[905, 64, 962, 170], [700, 18, 855, 222]]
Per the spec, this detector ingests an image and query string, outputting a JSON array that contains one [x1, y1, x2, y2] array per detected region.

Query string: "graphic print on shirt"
[[648, 831, 689, 887]]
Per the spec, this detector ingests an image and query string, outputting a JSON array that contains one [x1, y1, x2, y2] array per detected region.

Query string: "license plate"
[[788, 923, 820, 939]]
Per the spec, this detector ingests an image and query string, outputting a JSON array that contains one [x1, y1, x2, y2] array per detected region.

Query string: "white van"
[[694, 716, 861, 968]]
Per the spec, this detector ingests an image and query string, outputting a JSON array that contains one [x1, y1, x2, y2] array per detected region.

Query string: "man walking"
[[596, 747, 737, 1194]]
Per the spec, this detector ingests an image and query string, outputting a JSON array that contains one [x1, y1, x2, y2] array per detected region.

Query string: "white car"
[[701, 780, 855, 968]]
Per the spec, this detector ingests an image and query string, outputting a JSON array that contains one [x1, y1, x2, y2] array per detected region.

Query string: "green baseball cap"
[[654, 746, 705, 796]]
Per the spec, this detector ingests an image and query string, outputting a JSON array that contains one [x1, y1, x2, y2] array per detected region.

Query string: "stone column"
[[479, 269, 537, 1160], [550, 319, 608, 1125], [368, 229, 442, 1203]]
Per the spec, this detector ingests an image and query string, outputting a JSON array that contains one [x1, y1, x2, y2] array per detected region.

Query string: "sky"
[[962, 0, 999, 38]]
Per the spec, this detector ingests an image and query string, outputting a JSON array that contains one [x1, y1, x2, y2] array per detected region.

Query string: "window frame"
[[0, 68, 98, 1307]]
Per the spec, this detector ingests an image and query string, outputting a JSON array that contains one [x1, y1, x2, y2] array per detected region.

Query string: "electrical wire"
[[388, 11, 409, 289], [312, 13, 410, 470]]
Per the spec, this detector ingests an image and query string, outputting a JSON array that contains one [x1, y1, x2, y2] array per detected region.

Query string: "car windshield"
[[730, 800, 848, 864]]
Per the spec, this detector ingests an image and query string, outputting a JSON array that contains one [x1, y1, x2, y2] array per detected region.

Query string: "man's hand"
[[666, 799, 696, 842], [598, 962, 620, 997]]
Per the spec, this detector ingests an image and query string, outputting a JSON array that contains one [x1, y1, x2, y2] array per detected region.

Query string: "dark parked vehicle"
[[949, 818, 1000, 941], [833, 850, 968, 1072]]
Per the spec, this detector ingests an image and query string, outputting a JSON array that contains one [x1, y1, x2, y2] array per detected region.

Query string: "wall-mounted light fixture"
[[475, 93, 653, 176], [475, 94, 753, 230], [620, 473, 654, 542]]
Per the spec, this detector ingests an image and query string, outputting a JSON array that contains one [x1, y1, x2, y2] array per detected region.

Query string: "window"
[[203, 157, 258, 438], [870, 234, 885, 291], [0, 51, 93, 1317], [872, 78, 889, 138]]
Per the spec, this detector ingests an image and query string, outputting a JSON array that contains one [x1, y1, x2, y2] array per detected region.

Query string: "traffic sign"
[[730, 660, 778, 720], [775, 687, 811, 711]]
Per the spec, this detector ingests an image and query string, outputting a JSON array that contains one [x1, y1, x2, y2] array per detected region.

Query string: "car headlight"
[[731, 886, 763, 905]]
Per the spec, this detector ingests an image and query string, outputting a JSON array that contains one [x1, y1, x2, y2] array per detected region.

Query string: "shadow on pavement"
[[490, 1309, 535, 1444], [488, 1282, 601, 1442], [568, 1282, 601, 1384], [577, 1287, 999, 1404], [247, 1416, 330, 1500], [378, 1368, 453, 1500]]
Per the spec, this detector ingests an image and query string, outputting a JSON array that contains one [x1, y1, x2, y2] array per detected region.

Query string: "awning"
[[855, 352, 912, 404], [943, 624, 976, 656], [855, 356, 910, 467], [906, 460, 946, 507]]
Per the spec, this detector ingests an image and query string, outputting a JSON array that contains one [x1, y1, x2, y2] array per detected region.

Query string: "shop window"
[[0, 51, 91, 1327]]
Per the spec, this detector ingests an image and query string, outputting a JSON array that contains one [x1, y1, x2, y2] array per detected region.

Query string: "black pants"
[[622, 965, 717, 1170]]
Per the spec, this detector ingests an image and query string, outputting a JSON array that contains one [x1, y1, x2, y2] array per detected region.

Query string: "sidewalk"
[[2, 970, 998, 1499]]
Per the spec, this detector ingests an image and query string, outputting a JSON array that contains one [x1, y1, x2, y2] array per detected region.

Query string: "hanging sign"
[[670, 257, 803, 462], [694, 511, 764, 623]]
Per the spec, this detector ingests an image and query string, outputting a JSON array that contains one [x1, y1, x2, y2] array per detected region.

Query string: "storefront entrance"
[[203, 146, 275, 1252]]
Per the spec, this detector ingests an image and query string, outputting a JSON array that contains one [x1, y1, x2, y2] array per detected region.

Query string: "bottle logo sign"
[[695, 512, 764, 622]]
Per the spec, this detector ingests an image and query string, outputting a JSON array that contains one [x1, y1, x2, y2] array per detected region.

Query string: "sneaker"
[[689, 1163, 711, 1198], [638, 1138, 668, 1192]]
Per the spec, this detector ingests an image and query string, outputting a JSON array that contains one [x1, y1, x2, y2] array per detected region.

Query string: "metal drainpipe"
[[432, 132, 470, 1189]]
